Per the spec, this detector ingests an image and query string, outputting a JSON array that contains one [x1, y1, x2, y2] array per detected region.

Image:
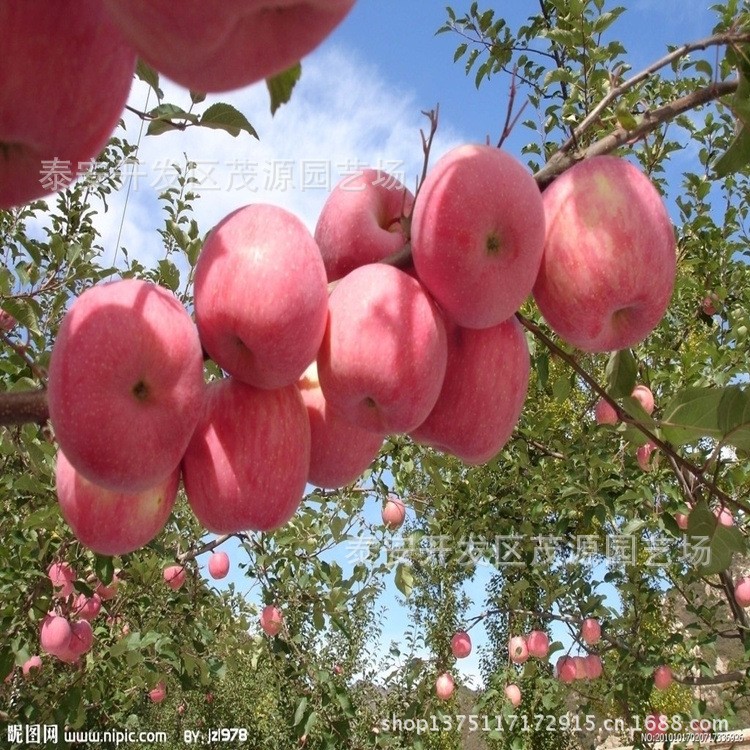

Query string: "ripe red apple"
[[56, 450, 179, 555], [72, 593, 102, 622], [299, 363, 384, 489], [149, 681, 167, 704], [0, 2, 136, 208], [653, 665, 672, 690], [508, 636, 529, 664], [208, 552, 230, 580], [701, 293, 719, 316], [581, 618, 601, 645], [573, 656, 588, 680], [163, 565, 186, 591], [315, 169, 414, 281], [39, 614, 71, 657], [381, 496, 406, 531], [410, 316, 529, 463], [556, 656, 576, 683], [48, 279, 204, 493], [533, 155, 676, 352], [715, 506, 734, 527], [631, 385, 655, 415], [22, 655, 42, 677], [450, 631, 472, 659], [504, 684, 522, 707], [96, 574, 120, 601], [675, 512, 689, 530], [435, 672, 455, 701], [584, 654, 603, 680], [318, 264, 447, 434], [47, 562, 75, 599], [526, 630, 550, 659], [735, 578, 750, 607], [411, 144, 545, 329], [260, 605, 284, 637], [194, 204, 328, 389], [102, 0, 355, 93], [182, 378, 310, 534], [333, 664, 344, 676], [65, 620, 94, 661], [636, 442, 657, 472], [0, 309, 16, 332], [594, 399, 619, 425]]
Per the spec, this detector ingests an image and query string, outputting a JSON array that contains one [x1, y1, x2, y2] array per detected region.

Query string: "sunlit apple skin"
[[584, 654, 603, 680], [0, 2, 136, 208], [450, 631, 472, 659], [318, 264, 447, 434], [381, 496, 406, 530], [410, 317, 529, 464], [654, 665, 672, 690], [735, 578, 750, 607], [194, 204, 328, 390], [526, 630, 550, 659], [72, 593, 102, 622], [22, 655, 42, 677], [594, 399, 618, 425], [260, 605, 283, 636], [208, 552, 230, 580], [411, 144, 546, 329], [435, 672, 455, 701], [504, 684, 522, 707], [39, 614, 72, 657], [48, 279, 204, 493], [557, 656, 576, 683], [636, 442, 657, 472], [48, 562, 75, 599], [581, 618, 601, 645], [533, 155, 676, 352], [102, 0, 355, 93], [149, 682, 167, 703], [508, 636, 528, 664], [315, 169, 414, 282], [299, 363, 384, 489], [163, 565, 186, 591], [631, 385, 655, 415], [182, 378, 310, 533], [56, 450, 179, 556]]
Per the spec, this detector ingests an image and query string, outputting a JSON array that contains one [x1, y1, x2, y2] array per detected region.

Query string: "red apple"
[[66, 620, 94, 660], [47, 279, 204, 493], [149, 681, 167, 704], [22, 655, 42, 677], [584, 654, 603, 680], [504, 684, 522, 707], [0, 309, 16, 332], [631, 385, 655, 414], [715, 506, 734, 527], [450, 631, 472, 659], [581, 618, 601, 645], [102, 0, 355, 93], [72, 593, 102, 622], [594, 399, 619, 425], [410, 317, 529, 463], [636, 442, 657, 472], [526, 630, 550, 659], [0, 2, 136, 208], [39, 614, 71, 657], [735, 578, 750, 607], [299, 363, 384, 489], [508, 636, 528, 664], [96, 574, 120, 601], [675, 512, 689, 530], [381, 496, 406, 531], [47, 562, 75, 599], [163, 565, 186, 591], [333, 664, 343, 676], [260, 605, 284, 637], [318, 264, 447, 434], [411, 144, 546, 329], [653, 665, 672, 690], [573, 655, 588, 680], [556, 656, 576, 683], [435, 672, 455, 701], [701, 293, 719, 316], [208, 552, 230, 580], [194, 204, 328, 389], [56, 450, 179, 555], [182, 378, 310, 534], [315, 169, 414, 282], [533, 155, 676, 352]]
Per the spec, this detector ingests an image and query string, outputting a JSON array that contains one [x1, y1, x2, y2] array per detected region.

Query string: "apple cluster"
[[0, 1, 355, 208]]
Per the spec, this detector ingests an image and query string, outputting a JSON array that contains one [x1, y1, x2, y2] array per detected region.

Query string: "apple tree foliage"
[[2, 1, 750, 749]]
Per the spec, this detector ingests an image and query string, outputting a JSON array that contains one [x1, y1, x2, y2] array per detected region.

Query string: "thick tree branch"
[[0, 388, 48, 426], [676, 670, 748, 685]]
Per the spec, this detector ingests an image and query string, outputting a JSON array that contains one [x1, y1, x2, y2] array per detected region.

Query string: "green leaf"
[[199, 103, 259, 138], [714, 124, 750, 177], [605, 350, 637, 398], [266, 63, 302, 116], [395, 563, 414, 597], [687, 501, 745, 575], [660, 387, 723, 445], [454, 43, 468, 62], [294, 697, 308, 726], [135, 60, 162, 99], [1, 297, 40, 336], [716, 386, 750, 451]]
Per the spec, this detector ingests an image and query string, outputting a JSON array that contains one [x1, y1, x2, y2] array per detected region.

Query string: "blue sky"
[[92, 0, 725, 689]]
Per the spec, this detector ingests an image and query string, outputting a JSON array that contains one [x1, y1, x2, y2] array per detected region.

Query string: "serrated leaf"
[[294, 697, 308, 726], [615, 103, 638, 130], [266, 63, 302, 116], [200, 103, 258, 138], [716, 386, 750, 450], [605, 350, 637, 398], [454, 42, 468, 62], [2, 297, 40, 335], [395, 563, 414, 597], [660, 387, 723, 445]]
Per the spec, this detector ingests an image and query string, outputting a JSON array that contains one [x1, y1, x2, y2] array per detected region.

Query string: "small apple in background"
[[73, 593, 102, 622], [299, 362, 384, 489], [504, 684, 522, 707], [675, 512, 689, 530], [0, 1, 136, 208], [653, 665, 673, 690], [594, 399, 619, 426], [631, 385, 655, 415], [435, 672, 455, 701], [636, 442, 657, 472], [182, 378, 310, 534], [533, 155, 676, 352], [149, 681, 167, 704], [584, 654, 603, 680], [315, 169, 414, 282], [96, 574, 120, 601], [22, 655, 42, 677], [734, 578, 750, 607], [260, 605, 284, 637], [102, 0, 355, 93], [193, 204, 328, 389], [48, 562, 76, 598], [381, 496, 406, 531], [47, 278, 205, 493], [508, 636, 529, 664], [56, 450, 179, 555], [581, 618, 601, 645], [333, 664, 344, 676], [318, 263, 447, 434], [409, 316, 530, 464], [450, 631, 472, 659], [715, 506, 734, 527], [526, 630, 550, 659], [208, 551, 230, 580], [177, 704, 186, 716], [411, 143, 546, 329], [39, 614, 72, 657], [205, 692, 214, 704], [556, 656, 576, 683], [0, 309, 16, 332], [701, 293, 719, 316], [163, 565, 186, 591]]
